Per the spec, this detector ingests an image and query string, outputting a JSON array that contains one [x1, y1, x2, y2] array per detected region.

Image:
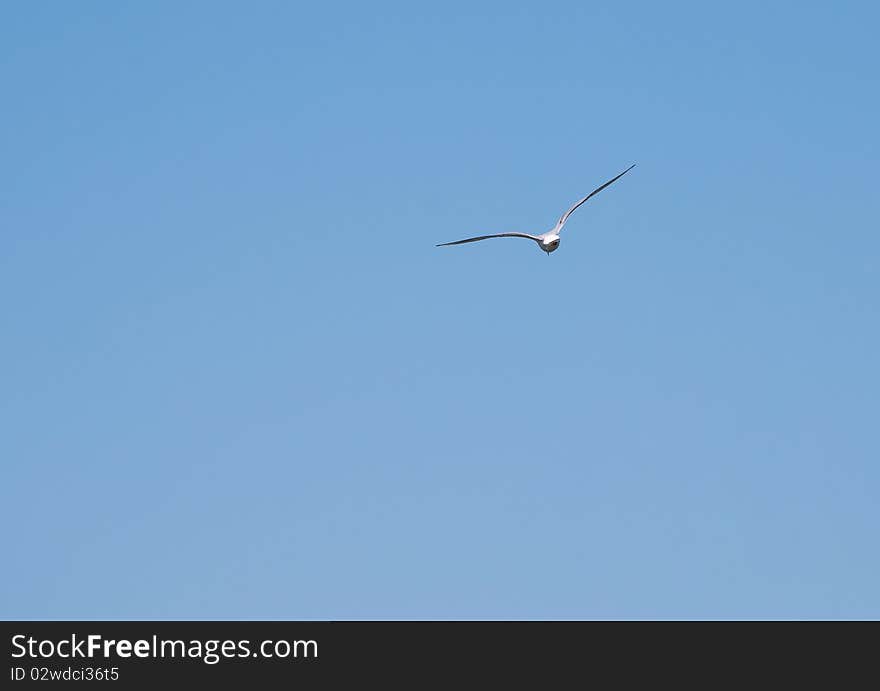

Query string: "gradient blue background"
[[2, 1, 878, 619]]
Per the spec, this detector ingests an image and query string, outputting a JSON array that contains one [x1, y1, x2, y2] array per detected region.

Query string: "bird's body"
[[540, 234, 561, 253], [436, 164, 634, 255]]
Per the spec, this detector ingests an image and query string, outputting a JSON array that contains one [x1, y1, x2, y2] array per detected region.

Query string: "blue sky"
[[2, 1, 878, 619]]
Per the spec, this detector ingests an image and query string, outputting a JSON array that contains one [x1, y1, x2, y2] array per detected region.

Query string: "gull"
[[436, 164, 635, 255]]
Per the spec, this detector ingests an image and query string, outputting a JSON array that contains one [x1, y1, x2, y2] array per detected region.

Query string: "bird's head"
[[541, 235, 560, 253]]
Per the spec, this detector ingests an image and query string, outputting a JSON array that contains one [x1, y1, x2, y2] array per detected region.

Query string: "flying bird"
[[436, 164, 635, 255]]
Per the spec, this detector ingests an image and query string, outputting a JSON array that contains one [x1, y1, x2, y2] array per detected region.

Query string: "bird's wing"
[[436, 232, 541, 247], [553, 164, 636, 233]]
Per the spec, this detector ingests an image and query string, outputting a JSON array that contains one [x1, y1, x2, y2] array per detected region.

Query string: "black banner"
[[0, 621, 870, 686]]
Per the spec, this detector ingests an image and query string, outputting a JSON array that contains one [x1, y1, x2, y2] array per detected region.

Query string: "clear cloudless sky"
[[2, 1, 878, 620]]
